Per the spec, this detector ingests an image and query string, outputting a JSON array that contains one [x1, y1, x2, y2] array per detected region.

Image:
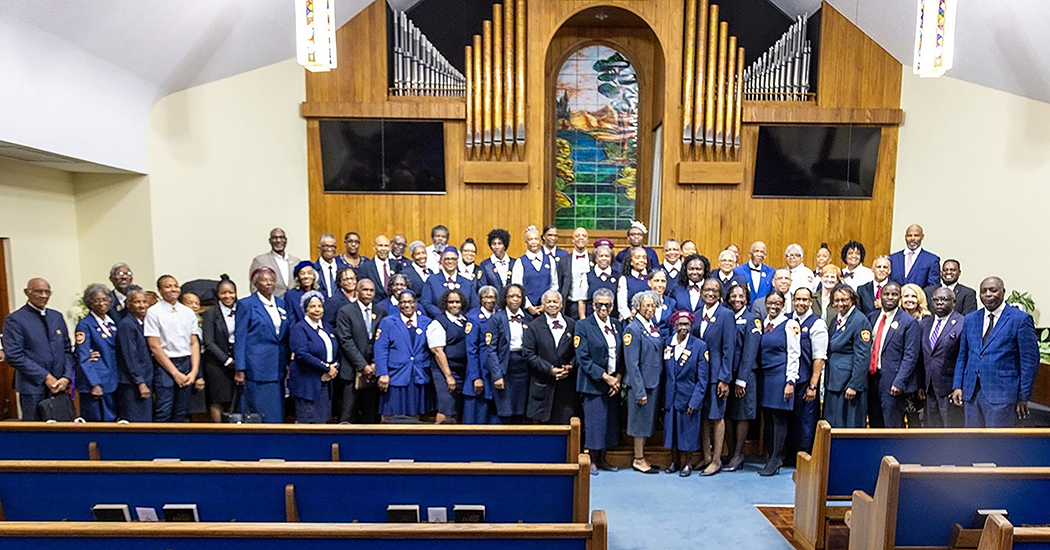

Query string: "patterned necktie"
[[510, 314, 524, 324], [764, 322, 775, 334], [929, 318, 943, 348], [552, 320, 563, 330]]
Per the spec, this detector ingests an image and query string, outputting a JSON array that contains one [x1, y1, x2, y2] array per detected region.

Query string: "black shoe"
[[664, 462, 680, 474], [597, 461, 619, 472], [724, 456, 745, 472], [679, 464, 692, 477], [633, 462, 660, 474], [758, 459, 782, 477]]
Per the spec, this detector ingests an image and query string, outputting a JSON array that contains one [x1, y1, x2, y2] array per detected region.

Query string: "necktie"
[[876, 284, 883, 301], [649, 323, 660, 336], [703, 314, 712, 323], [764, 322, 775, 334], [406, 317, 417, 345], [447, 277, 455, 285], [576, 254, 586, 260], [603, 325, 613, 334], [510, 314, 524, 324], [690, 284, 700, 292], [869, 314, 888, 374], [843, 271, 854, 279], [105, 321, 117, 335], [929, 318, 943, 348], [600, 273, 609, 281], [364, 306, 372, 334], [382, 262, 389, 290], [228, 309, 235, 318], [328, 265, 335, 297], [983, 313, 995, 344], [750, 265, 761, 272], [905, 251, 916, 276], [836, 317, 844, 331], [552, 320, 563, 330]]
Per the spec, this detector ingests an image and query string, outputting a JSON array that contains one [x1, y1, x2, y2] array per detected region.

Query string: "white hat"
[[630, 221, 648, 234]]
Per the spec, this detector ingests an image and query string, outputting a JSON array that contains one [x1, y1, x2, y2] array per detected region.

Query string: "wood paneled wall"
[[304, 0, 902, 262]]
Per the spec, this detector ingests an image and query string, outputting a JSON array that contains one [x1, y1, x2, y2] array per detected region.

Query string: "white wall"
[[895, 69, 1050, 322], [0, 158, 83, 324], [145, 58, 310, 294], [73, 173, 156, 291]]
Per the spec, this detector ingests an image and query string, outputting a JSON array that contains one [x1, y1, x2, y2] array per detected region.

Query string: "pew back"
[[0, 458, 590, 524], [0, 420, 581, 463], [848, 457, 1050, 550], [978, 514, 1050, 550], [0, 510, 608, 550]]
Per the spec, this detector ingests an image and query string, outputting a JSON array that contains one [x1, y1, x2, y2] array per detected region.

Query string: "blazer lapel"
[[980, 308, 1009, 350]]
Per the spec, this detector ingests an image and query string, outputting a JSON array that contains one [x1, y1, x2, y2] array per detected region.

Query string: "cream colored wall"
[[73, 173, 156, 291], [0, 158, 83, 325], [145, 58, 310, 294], [894, 69, 1050, 322]]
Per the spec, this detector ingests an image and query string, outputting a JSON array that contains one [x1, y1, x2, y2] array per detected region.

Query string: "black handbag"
[[221, 385, 262, 424], [36, 392, 76, 422]]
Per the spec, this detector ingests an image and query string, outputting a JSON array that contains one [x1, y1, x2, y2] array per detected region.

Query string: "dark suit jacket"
[[484, 309, 533, 382], [288, 319, 338, 401], [201, 305, 234, 373], [623, 317, 663, 401], [479, 256, 515, 292], [889, 249, 940, 287], [403, 264, 431, 297], [521, 315, 576, 422], [713, 271, 749, 301], [574, 314, 625, 396], [335, 300, 386, 381], [323, 292, 353, 328], [953, 305, 1039, 404], [116, 315, 152, 387], [867, 310, 921, 393], [919, 311, 965, 397], [357, 258, 401, 303], [690, 304, 737, 384], [108, 289, 128, 322], [826, 309, 872, 393], [555, 250, 585, 304], [2, 305, 75, 394], [233, 294, 289, 383], [924, 283, 978, 315]]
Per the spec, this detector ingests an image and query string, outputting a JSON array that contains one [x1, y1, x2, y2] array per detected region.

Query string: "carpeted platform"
[[591, 457, 796, 550]]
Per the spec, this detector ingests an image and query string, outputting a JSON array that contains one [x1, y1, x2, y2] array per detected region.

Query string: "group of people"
[[0, 222, 1040, 476]]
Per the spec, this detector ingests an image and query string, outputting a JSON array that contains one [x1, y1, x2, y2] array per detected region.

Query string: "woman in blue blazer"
[[463, 285, 500, 424], [289, 291, 339, 423], [485, 284, 533, 423], [663, 310, 709, 477], [75, 284, 120, 421], [724, 284, 761, 471], [115, 287, 154, 422], [285, 261, 319, 327], [755, 292, 802, 476], [624, 291, 664, 474], [374, 289, 434, 419], [671, 254, 711, 314], [824, 283, 873, 429], [647, 270, 677, 340], [234, 267, 290, 424]]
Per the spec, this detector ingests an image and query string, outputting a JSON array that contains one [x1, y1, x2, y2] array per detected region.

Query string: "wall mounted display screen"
[[320, 119, 446, 194], [753, 125, 880, 198]]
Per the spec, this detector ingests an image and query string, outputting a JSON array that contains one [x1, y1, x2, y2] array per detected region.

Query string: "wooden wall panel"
[[304, 0, 902, 261]]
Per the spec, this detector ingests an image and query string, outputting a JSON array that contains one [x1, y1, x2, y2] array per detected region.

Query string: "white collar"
[[526, 250, 543, 261], [113, 289, 127, 302], [674, 333, 690, 347], [880, 307, 900, 321], [843, 264, 860, 273], [985, 301, 1006, 318], [749, 261, 762, 270], [272, 250, 288, 260], [413, 263, 429, 274], [359, 300, 373, 310], [734, 308, 746, 319], [664, 259, 682, 270], [307, 318, 324, 331], [440, 269, 458, 279], [595, 315, 612, 331], [702, 303, 718, 317], [594, 266, 612, 276], [220, 303, 235, 316], [838, 306, 856, 324], [935, 313, 951, 323], [795, 309, 812, 323], [719, 270, 734, 279], [546, 313, 566, 327], [572, 248, 588, 258], [480, 308, 494, 320], [543, 246, 559, 256], [942, 281, 957, 291], [874, 278, 887, 286], [401, 312, 418, 325], [257, 292, 276, 307], [766, 313, 787, 326], [318, 257, 336, 267], [27, 303, 47, 316], [907, 246, 923, 256], [631, 269, 647, 278], [445, 311, 465, 324], [490, 253, 508, 264], [91, 311, 114, 326]]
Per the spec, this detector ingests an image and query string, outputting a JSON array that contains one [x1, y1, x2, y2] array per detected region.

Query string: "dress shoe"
[[678, 464, 692, 477], [590, 463, 599, 476], [597, 461, 619, 472], [723, 456, 745, 472], [758, 459, 782, 477], [700, 463, 722, 477], [663, 462, 680, 474], [632, 462, 660, 474]]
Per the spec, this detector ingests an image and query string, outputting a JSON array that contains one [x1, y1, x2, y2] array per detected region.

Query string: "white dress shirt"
[[112, 289, 127, 311], [219, 304, 236, 344], [596, 315, 617, 374], [982, 301, 1007, 337], [272, 251, 291, 288], [747, 261, 765, 293], [870, 308, 899, 372], [765, 313, 802, 383], [699, 303, 718, 338], [794, 310, 829, 361], [506, 308, 526, 350], [489, 254, 511, 284], [616, 270, 647, 320], [257, 293, 282, 333], [546, 313, 567, 344], [358, 301, 375, 335], [372, 256, 393, 289], [317, 258, 338, 298], [569, 250, 591, 301], [673, 333, 690, 360], [543, 246, 561, 291], [663, 260, 682, 280], [788, 265, 815, 295], [842, 264, 874, 290], [412, 263, 432, 283], [424, 244, 443, 274], [904, 246, 923, 278], [426, 311, 466, 348], [91, 312, 116, 338], [143, 300, 202, 358], [306, 318, 334, 363]]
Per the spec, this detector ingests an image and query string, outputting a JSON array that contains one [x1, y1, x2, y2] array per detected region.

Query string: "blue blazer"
[[1, 305, 75, 394], [733, 263, 776, 301], [919, 311, 965, 397], [690, 304, 737, 385], [953, 305, 1039, 405], [615, 246, 659, 268], [663, 335, 709, 412], [655, 296, 677, 340], [713, 272, 750, 301], [373, 314, 433, 387], [574, 315, 625, 396], [732, 311, 762, 380], [403, 265, 431, 296], [314, 260, 340, 299], [826, 309, 873, 392], [672, 283, 702, 314], [288, 319, 337, 401], [116, 315, 152, 387], [421, 272, 475, 318], [484, 308, 533, 381], [889, 249, 940, 288], [464, 309, 497, 399], [323, 291, 352, 328], [74, 315, 119, 393], [479, 256, 515, 291], [107, 290, 128, 323], [357, 258, 401, 302], [623, 317, 663, 401], [867, 310, 922, 393], [234, 294, 289, 383]]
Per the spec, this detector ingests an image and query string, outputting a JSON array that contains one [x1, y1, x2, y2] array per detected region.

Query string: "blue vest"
[[584, 270, 619, 317], [624, 273, 650, 305], [434, 314, 468, 369], [796, 314, 819, 383], [758, 321, 792, 410], [520, 255, 553, 306]]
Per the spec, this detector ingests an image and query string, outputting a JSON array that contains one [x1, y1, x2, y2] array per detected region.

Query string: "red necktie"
[[703, 315, 712, 323], [406, 318, 415, 330], [382, 262, 389, 290], [690, 284, 700, 292], [875, 284, 883, 301], [575, 254, 586, 260], [869, 314, 887, 374]]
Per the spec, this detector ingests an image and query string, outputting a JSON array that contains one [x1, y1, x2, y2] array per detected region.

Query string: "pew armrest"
[[794, 450, 824, 550], [848, 490, 875, 550]]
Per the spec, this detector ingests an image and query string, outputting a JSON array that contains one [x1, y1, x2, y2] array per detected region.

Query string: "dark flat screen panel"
[[320, 119, 445, 194], [753, 125, 880, 198]]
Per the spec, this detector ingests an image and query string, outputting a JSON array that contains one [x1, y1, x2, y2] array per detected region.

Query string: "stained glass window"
[[553, 45, 639, 231]]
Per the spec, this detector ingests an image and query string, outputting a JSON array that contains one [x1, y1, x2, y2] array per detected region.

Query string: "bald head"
[[24, 278, 52, 309], [373, 235, 391, 259], [904, 224, 924, 251], [748, 241, 767, 266], [269, 227, 287, 254]]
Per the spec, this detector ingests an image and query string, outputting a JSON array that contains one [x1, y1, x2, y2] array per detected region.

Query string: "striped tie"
[[929, 318, 943, 348]]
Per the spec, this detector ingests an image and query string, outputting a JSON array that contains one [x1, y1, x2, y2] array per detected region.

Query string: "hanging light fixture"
[[296, 0, 338, 72], [913, 0, 955, 78]]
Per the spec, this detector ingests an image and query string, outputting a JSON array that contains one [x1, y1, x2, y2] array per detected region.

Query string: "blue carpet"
[[591, 459, 795, 550]]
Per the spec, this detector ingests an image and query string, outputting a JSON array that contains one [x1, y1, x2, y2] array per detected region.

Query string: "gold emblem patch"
[[860, 330, 871, 342], [791, 324, 801, 335], [573, 335, 581, 348], [623, 333, 633, 346], [754, 318, 762, 331], [485, 332, 493, 345], [465, 322, 473, 335], [704, 350, 710, 361], [375, 328, 382, 339], [75, 331, 86, 345]]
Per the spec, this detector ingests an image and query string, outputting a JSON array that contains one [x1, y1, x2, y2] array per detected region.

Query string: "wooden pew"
[[0, 419, 581, 463], [976, 513, 1050, 550], [0, 456, 591, 523], [0, 510, 608, 550], [847, 456, 1050, 550], [794, 421, 1050, 550]]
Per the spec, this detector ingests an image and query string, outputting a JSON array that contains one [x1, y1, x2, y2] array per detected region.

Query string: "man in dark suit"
[[889, 224, 940, 287], [920, 287, 966, 427], [357, 235, 400, 304], [522, 290, 577, 425], [951, 277, 1040, 428], [857, 256, 892, 315], [923, 259, 978, 315], [560, 227, 592, 319], [108, 262, 135, 321], [541, 225, 571, 297], [865, 282, 921, 428], [1, 278, 75, 420], [335, 278, 386, 423], [315, 233, 340, 299], [751, 269, 792, 320], [733, 241, 776, 301]]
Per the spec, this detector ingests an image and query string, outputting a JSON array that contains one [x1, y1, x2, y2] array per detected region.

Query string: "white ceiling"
[[771, 0, 1050, 105], [0, 0, 1047, 172]]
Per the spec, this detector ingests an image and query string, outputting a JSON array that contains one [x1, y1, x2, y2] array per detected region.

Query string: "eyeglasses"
[[28, 289, 52, 296], [593, 302, 613, 310], [113, 270, 133, 277], [320, 245, 337, 250]]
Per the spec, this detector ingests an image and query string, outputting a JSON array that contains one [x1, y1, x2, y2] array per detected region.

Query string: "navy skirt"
[[758, 371, 793, 411], [493, 350, 528, 417], [704, 377, 728, 420], [823, 389, 866, 428], [582, 393, 620, 450], [432, 362, 466, 416], [727, 369, 758, 421], [295, 381, 332, 424], [664, 407, 701, 451], [462, 396, 499, 424], [626, 387, 658, 438], [380, 383, 434, 417]]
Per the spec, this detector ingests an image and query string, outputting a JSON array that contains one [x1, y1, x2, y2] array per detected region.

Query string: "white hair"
[[785, 243, 804, 256]]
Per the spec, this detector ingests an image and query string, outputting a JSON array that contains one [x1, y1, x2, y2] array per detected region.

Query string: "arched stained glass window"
[[553, 45, 639, 231]]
